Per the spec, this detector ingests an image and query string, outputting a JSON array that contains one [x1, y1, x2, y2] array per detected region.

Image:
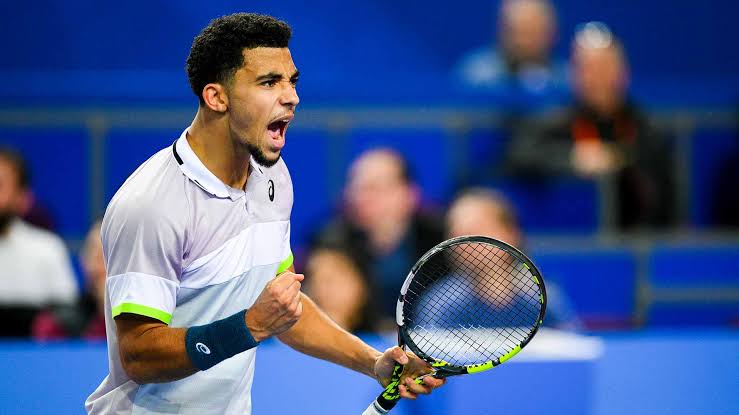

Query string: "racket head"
[[396, 235, 546, 376]]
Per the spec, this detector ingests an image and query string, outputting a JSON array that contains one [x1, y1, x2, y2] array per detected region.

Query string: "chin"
[[253, 151, 281, 168]]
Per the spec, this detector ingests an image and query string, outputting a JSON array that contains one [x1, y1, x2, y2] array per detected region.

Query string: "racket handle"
[[361, 400, 389, 415], [362, 363, 403, 414]]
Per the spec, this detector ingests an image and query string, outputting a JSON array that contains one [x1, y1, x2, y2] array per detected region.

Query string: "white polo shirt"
[[86, 129, 293, 415]]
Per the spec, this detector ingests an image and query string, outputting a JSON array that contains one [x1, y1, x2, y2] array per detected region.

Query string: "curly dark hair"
[[186, 13, 292, 102]]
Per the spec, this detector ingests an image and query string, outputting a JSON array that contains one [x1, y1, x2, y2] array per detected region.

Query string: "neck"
[[188, 108, 251, 190]]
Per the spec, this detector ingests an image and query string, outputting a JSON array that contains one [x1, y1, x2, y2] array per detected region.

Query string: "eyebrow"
[[255, 70, 300, 83]]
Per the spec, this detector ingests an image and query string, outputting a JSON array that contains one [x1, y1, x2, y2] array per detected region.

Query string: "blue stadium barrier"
[[2, 0, 737, 106], [533, 249, 637, 328], [648, 244, 739, 287], [0, 128, 89, 237], [646, 243, 739, 326], [647, 303, 739, 326], [1, 331, 737, 415], [0, 335, 598, 415]]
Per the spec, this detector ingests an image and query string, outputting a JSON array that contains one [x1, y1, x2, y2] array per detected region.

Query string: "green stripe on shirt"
[[112, 303, 173, 325], [276, 252, 294, 274]]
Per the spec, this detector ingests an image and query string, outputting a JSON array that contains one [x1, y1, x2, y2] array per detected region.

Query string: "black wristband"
[[185, 309, 259, 370]]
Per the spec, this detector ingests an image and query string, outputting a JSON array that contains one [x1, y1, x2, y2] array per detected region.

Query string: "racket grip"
[[362, 363, 403, 414], [361, 400, 389, 415]]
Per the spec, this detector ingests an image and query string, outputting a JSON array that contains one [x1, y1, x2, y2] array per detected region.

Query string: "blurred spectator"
[[506, 23, 675, 229], [446, 188, 582, 330], [314, 148, 444, 327], [303, 247, 377, 333], [0, 147, 77, 337], [453, 0, 567, 109], [32, 220, 106, 340]]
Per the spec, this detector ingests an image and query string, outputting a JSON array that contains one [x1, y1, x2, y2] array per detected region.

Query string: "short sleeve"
[[102, 197, 186, 325]]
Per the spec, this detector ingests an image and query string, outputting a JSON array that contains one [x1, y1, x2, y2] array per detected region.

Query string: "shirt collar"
[[173, 128, 257, 200]]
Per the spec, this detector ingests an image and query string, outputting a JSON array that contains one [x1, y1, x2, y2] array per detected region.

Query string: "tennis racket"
[[362, 235, 547, 415]]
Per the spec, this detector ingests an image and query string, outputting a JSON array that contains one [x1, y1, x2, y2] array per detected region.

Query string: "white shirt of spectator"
[[86, 128, 293, 415], [0, 218, 78, 306]]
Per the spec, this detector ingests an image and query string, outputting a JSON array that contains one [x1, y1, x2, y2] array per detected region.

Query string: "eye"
[[262, 79, 278, 87], [290, 78, 299, 86]]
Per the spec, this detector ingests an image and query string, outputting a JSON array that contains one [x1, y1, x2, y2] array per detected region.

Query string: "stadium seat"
[[646, 243, 739, 326], [488, 178, 600, 233], [532, 248, 637, 328], [463, 128, 509, 184]]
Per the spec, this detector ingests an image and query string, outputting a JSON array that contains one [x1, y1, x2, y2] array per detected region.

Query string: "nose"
[[280, 83, 300, 108]]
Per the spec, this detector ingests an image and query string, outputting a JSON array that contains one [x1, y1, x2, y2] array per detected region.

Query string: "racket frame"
[[397, 235, 547, 378], [365, 235, 547, 414]]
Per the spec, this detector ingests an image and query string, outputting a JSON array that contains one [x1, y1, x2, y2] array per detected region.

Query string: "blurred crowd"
[[0, 0, 735, 339], [305, 0, 690, 333]]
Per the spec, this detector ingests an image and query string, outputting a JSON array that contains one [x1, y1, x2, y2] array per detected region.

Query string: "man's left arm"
[[276, 285, 444, 399]]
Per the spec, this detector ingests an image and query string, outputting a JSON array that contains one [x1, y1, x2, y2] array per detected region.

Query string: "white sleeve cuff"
[[107, 272, 178, 324]]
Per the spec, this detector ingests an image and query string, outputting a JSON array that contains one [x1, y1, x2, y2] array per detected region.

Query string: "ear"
[[201, 83, 229, 113]]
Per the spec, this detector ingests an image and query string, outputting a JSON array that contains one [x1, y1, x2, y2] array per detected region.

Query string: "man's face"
[[447, 197, 521, 248], [345, 151, 417, 231], [227, 47, 300, 167], [500, 0, 554, 63], [573, 45, 627, 113], [0, 157, 22, 219]]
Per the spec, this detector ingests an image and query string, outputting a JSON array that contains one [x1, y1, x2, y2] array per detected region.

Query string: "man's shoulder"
[[104, 147, 189, 229]]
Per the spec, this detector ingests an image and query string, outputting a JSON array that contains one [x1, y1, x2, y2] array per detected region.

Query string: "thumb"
[[391, 346, 409, 365]]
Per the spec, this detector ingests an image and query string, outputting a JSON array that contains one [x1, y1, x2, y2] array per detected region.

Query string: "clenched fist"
[[245, 272, 304, 342]]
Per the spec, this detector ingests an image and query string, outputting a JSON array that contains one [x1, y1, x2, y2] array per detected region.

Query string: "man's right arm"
[[115, 314, 195, 384], [115, 271, 304, 384]]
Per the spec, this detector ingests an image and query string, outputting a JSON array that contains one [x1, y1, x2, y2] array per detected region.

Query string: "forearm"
[[277, 293, 382, 380], [116, 315, 197, 384]]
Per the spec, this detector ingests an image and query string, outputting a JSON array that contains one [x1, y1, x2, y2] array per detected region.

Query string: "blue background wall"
[[1, 0, 737, 105]]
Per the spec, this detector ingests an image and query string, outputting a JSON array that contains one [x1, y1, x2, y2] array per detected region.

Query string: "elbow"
[[119, 349, 151, 384]]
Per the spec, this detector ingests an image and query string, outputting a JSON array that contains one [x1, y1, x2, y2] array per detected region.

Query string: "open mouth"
[[266, 115, 292, 143]]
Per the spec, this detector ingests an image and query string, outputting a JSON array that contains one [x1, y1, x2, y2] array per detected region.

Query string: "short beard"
[[0, 212, 16, 235], [246, 142, 281, 168]]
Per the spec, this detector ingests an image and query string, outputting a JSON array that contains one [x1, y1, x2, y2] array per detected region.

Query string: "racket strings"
[[403, 241, 543, 367]]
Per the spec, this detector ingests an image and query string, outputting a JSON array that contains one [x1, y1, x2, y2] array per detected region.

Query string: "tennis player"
[[85, 13, 443, 415]]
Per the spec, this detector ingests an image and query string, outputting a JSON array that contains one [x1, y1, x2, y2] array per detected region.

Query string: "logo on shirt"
[[195, 342, 211, 355], [268, 180, 275, 202]]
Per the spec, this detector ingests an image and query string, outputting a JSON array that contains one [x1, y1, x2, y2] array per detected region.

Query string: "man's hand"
[[572, 141, 621, 177], [245, 272, 304, 342], [374, 346, 446, 400]]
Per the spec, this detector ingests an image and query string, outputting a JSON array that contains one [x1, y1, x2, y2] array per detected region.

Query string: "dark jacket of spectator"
[[314, 212, 444, 323], [506, 102, 675, 229]]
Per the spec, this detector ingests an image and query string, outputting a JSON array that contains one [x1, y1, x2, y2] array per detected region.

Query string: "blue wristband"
[[185, 309, 259, 370]]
